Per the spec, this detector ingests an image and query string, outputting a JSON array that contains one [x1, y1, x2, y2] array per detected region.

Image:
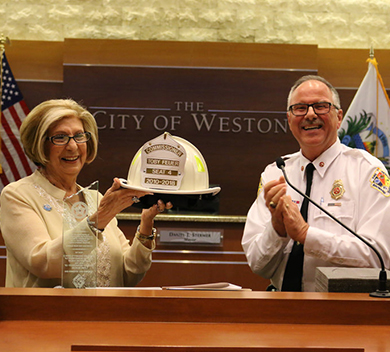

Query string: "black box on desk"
[[315, 267, 390, 293]]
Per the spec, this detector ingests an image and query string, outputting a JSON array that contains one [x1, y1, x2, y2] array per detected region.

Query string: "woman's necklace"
[[38, 168, 80, 199]]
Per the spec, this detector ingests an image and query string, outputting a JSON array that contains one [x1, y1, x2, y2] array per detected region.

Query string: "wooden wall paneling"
[[318, 48, 390, 88], [17, 81, 64, 112], [5, 40, 65, 111], [118, 219, 269, 291], [63, 39, 318, 69], [5, 40, 64, 81]]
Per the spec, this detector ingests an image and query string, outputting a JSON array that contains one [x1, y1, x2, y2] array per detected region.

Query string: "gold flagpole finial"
[[369, 45, 375, 59], [0, 34, 10, 53], [0, 34, 9, 93]]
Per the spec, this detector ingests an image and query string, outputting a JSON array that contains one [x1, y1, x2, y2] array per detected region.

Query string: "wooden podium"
[[0, 287, 389, 351]]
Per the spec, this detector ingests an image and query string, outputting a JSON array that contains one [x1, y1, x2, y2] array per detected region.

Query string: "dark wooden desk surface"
[[0, 288, 389, 351]]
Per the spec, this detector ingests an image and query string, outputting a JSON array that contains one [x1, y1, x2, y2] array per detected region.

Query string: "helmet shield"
[[120, 132, 221, 196]]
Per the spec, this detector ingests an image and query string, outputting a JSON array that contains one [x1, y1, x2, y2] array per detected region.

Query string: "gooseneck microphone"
[[276, 157, 390, 298]]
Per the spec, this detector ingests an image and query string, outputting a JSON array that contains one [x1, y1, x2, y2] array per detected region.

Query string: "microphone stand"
[[276, 157, 390, 298]]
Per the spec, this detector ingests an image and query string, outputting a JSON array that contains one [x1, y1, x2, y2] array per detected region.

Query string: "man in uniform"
[[242, 75, 390, 292]]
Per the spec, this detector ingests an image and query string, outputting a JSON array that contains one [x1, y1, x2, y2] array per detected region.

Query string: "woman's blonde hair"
[[20, 99, 98, 166]]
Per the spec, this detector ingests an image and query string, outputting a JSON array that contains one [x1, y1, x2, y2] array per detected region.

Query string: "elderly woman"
[[0, 99, 171, 288]]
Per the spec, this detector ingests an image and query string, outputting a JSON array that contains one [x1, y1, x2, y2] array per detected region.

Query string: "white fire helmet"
[[120, 132, 221, 196]]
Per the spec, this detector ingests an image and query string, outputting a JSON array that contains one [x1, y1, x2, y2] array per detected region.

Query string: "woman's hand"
[[139, 199, 173, 236], [135, 199, 173, 249], [94, 178, 152, 229]]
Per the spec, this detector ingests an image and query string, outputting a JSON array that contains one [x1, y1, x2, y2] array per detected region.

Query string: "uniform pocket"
[[313, 200, 355, 231]]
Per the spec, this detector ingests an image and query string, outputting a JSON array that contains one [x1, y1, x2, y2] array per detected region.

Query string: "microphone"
[[276, 157, 390, 298]]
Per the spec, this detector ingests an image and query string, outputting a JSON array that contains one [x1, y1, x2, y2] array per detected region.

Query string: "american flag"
[[1, 52, 36, 190]]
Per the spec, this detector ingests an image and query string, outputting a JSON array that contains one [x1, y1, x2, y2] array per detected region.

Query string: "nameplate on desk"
[[159, 228, 223, 244]]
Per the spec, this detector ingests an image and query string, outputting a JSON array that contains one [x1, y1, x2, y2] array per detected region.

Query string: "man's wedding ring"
[[269, 201, 277, 209], [132, 196, 140, 203]]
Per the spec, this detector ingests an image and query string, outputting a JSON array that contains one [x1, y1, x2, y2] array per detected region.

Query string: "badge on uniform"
[[370, 168, 390, 197], [330, 179, 345, 200]]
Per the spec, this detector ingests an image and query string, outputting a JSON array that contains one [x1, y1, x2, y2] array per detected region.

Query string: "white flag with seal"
[[338, 58, 390, 171]]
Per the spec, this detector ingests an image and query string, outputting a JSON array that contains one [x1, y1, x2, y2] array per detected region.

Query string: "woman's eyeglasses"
[[47, 132, 91, 146]]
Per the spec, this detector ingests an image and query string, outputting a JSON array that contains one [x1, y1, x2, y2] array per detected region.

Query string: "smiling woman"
[[42, 115, 90, 197], [0, 99, 172, 288]]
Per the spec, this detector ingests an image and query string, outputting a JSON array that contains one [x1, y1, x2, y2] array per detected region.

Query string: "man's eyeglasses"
[[288, 102, 339, 117], [47, 132, 91, 146]]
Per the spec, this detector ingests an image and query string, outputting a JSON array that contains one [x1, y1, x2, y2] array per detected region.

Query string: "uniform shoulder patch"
[[370, 168, 390, 197]]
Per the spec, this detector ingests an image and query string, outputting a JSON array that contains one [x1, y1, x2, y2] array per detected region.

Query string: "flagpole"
[[369, 45, 380, 158], [0, 34, 10, 104], [0, 34, 10, 173]]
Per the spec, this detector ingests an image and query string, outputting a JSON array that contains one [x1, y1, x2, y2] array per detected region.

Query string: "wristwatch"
[[135, 225, 157, 241], [87, 216, 104, 234]]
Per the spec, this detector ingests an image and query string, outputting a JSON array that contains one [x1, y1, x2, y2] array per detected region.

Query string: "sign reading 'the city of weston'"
[[64, 65, 304, 215]]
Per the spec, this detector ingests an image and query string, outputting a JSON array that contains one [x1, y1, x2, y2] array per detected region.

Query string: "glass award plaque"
[[61, 181, 99, 288]]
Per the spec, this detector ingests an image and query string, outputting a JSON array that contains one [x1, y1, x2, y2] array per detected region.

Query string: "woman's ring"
[[269, 201, 277, 209], [132, 196, 140, 203]]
